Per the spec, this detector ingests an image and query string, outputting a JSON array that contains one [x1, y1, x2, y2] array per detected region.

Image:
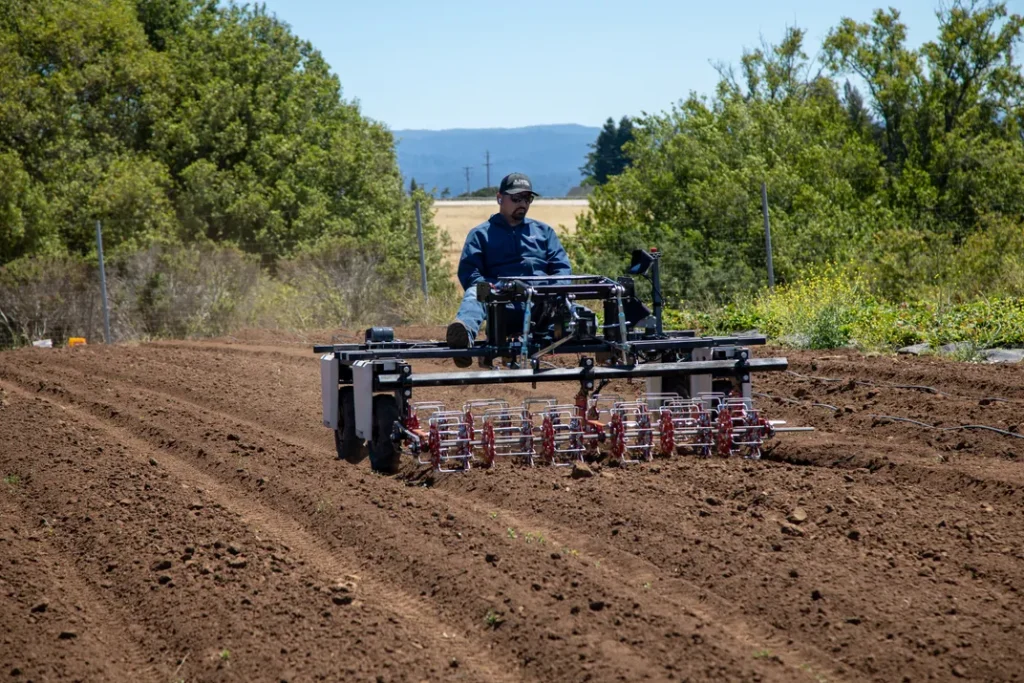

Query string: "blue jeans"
[[456, 286, 527, 338], [456, 286, 588, 340], [456, 286, 487, 336]]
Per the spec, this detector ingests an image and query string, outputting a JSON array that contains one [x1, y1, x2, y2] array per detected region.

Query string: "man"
[[446, 172, 572, 367]]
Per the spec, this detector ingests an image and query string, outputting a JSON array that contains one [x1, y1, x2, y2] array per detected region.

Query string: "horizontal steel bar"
[[374, 357, 787, 389], [314, 335, 767, 360]]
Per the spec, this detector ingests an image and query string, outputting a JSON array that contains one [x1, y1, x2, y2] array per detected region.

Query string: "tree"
[[824, 8, 922, 168], [0, 0, 448, 281], [568, 5, 1024, 306], [580, 116, 635, 185]]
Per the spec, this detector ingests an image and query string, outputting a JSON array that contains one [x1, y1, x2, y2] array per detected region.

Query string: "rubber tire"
[[368, 394, 402, 474], [662, 374, 691, 400], [335, 387, 365, 464], [712, 378, 737, 397]]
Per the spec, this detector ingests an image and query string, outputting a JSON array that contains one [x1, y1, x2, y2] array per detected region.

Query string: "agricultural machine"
[[315, 249, 811, 474]]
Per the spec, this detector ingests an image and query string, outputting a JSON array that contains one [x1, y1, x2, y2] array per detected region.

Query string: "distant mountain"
[[392, 124, 600, 198]]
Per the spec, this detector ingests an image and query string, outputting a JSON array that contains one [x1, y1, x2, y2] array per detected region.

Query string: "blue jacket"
[[457, 214, 572, 291]]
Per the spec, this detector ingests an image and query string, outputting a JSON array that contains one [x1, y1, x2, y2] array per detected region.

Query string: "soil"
[[1, 332, 1022, 682]]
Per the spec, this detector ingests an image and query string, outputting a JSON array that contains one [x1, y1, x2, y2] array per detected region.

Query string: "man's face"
[[501, 191, 534, 221]]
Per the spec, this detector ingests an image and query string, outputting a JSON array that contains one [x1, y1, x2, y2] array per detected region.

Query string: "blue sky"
[[256, 0, 952, 131]]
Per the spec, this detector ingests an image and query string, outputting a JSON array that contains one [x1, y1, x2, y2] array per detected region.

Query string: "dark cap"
[[499, 172, 538, 196]]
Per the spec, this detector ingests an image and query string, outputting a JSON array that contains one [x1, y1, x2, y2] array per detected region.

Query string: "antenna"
[[484, 150, 492, 188], [463, 166, 472, 195]]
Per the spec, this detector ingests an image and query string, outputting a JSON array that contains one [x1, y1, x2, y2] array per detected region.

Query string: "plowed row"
[[1, 332, 1022, 682]]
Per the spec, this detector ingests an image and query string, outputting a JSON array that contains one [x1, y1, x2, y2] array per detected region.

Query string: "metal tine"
[[655, 396, 712, 455], [642, 392, 684, 409], [522, 396, 559, 414], [607, 400, 655, 463], [590, 393, 624, 409], [462, 398, 510, 415], [406, 402, 449, 466], [543, 405, 586, 466], [424, 409, 475, 472], [479, 405, 535, 464]]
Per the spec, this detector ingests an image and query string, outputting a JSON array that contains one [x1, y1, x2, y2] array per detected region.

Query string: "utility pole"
[[760, 181, 775, 290], [484, 150, 492, 188], [415, 201, 428, 299], [463, 166, 472, 196], [95, 221, 112, 344]]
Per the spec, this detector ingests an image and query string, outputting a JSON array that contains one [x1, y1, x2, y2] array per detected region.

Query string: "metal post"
[[415, 201, 428, 299], [95, 220, 112, 344], [650, 248, 663, 336], [760, 181, 775, 290]]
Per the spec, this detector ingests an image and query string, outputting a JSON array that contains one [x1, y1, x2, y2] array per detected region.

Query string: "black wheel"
[[662, 374, 691, 400], [712, 378, 737, 397], [335, 387, 365, 463], [368, 394, 402, 474]]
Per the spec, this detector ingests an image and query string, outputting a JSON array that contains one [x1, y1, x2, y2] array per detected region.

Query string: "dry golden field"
[[434, 199, 589, 275]]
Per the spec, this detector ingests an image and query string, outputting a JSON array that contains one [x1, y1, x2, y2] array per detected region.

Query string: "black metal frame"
[[316, 248, 790, 470]]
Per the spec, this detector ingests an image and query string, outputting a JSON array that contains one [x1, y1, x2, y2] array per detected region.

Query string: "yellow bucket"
[[67, 337, 87, 347]]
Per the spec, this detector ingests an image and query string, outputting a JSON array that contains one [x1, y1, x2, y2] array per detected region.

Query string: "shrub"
[[0, 255, 100, 347]]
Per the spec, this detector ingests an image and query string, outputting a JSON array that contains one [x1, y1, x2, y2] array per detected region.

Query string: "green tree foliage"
[[0, 0, 448, 291], [580, 116, 634, 185], [570, 2, 1024, 307]]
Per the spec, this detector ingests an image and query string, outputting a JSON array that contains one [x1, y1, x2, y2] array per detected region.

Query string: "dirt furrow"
[[35, 343, 1024, 681], [4, 336, 1024, 682], [1, 354, 790, 681], [38, 348, 854, 679], [0, 380, 497, 682], [0, 491, 161, 683]]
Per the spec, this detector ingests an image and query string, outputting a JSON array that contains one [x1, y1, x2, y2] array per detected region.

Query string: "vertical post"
[[415, 200, 428, 300], [650, 247, 663, 336], [95, 220, 112, 344], [760, 181, 775, 290]]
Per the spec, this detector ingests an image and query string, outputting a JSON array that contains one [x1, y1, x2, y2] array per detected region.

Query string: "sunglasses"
[[504, 193, 534, 205]]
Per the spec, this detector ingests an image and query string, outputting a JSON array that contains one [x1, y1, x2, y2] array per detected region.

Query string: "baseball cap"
[[499, 172, 538, 196]]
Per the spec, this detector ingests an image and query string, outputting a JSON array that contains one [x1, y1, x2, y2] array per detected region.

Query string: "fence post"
[[415, 200, 428, 300], [95, 220, 112, 344], [760, 181, 775, 291]]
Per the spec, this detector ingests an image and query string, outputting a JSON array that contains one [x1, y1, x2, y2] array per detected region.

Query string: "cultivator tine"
[[479, 404, 535, 467], [425, 410, 475, 472], [707, 396, 775, 459], [649, 395, 714, 457], [608, 400, 655, 464], [536, 404, 586, 467], [404, 388, 806, 473]]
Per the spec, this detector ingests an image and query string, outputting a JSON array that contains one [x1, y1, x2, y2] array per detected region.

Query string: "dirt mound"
[[1, 336, 1022, 681]]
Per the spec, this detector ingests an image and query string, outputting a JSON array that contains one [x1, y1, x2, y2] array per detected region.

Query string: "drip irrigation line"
[[787, 369, 1024, 406], [785, 370, 950, 396], [870, 415, 1024, 440], [753, 391, 839, 411]]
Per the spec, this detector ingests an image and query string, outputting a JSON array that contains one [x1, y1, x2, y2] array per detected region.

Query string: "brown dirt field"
[[1, 334, 1023, 682], [434, 200, 589, 276]]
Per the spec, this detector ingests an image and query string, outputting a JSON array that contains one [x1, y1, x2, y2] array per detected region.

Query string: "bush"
[[0, 255, 100, 347], [107, 244, 263, 340], [666, 265, 1024, 352]]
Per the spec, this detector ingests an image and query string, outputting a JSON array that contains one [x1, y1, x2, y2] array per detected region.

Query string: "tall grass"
[[0, 244, 460, 348]]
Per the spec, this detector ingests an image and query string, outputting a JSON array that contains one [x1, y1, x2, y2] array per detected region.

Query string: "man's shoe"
[[446, 320, 473, 368]]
